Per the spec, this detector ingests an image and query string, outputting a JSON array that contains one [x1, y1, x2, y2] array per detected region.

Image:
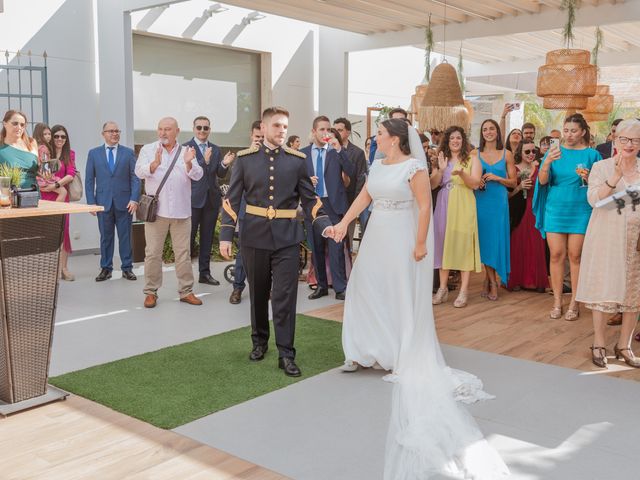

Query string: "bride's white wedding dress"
[[342, 157, 509, 479]]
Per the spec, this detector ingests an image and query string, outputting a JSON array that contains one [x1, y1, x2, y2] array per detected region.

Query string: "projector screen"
[[132, 33, 261, 147]]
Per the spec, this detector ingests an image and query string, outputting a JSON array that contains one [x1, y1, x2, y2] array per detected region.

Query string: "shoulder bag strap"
[[154, 145, 182, 196]]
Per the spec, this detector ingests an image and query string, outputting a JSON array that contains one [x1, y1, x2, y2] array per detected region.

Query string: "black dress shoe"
[[199, 273, 220, 286], [308, 288, 328, 300], [122, 270, 137, 281], [249, 345, 268, 361], [278, 357, 301, 377], [229, 288, 242, 304], [95, 269, 112, 282], [335, 291, 345, 300]]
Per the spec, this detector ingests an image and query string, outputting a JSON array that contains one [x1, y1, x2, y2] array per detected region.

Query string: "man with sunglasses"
[[185, 116, 235, 285]]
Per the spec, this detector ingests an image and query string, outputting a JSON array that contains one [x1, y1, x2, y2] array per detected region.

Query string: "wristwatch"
[[55, 181, 60, 188]]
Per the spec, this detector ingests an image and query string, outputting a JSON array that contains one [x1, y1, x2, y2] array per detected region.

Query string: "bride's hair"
[[381, 119, 411, 155], [439, 126, 471, 166]]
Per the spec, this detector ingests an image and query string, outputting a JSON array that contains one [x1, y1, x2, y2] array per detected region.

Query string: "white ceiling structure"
[[219, 0, 640, 101]]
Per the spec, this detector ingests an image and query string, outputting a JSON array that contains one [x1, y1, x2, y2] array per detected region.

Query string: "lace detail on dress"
[[407, 160, 428, 182], [373, 199, 414, 210]]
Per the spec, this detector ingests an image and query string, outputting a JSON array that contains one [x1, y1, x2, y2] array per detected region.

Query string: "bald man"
[[135, 117, 203, 308]]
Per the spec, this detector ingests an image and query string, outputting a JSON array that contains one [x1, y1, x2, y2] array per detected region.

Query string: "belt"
[[245, 204, 297, 220]]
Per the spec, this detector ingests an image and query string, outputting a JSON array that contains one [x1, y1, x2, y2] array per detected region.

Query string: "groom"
[[219, 107, 334, 377]]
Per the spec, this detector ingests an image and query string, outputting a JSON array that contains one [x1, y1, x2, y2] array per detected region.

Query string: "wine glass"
[[575, 163, 588, 187]]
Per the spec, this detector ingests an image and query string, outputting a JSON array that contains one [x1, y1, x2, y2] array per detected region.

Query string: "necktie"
[[200, 143, 207, 155], [107, 147, 115, 173], [315, 147, 325, 197]]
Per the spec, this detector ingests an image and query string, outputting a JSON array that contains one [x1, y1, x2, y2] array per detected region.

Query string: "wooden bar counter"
[[0, 200, 102, 415]]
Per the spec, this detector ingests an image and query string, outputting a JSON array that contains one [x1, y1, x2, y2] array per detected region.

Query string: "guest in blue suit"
[[301, 116, 355, 300], [186, 116, 234, 285], [85, 122, 141, 281]]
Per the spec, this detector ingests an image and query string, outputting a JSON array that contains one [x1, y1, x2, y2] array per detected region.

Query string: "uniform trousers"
[[144, 216, 194, 297], [242, 243, 299, 359]]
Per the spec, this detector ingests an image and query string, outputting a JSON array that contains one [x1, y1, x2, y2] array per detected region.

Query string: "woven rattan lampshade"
[[411, 84, 429, 118], [579, 84, 613, 120], [419, 63, 469, 131], [537, 49, 597, 110]]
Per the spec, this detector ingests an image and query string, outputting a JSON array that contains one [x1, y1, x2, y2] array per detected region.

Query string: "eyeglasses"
[[103, 129, 121, 134], [53, 134, 67, 140], [523, 149, 535, 155], [618, 136, 640, 146], [195, 125, 210, 131], [10, 121, 26, 128]]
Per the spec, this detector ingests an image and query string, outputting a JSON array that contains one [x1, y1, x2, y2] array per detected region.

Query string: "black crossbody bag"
[[137, 146, 182, 222]]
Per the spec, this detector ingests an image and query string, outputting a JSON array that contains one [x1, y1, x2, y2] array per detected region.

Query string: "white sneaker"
[[340, 361, 358, 372]]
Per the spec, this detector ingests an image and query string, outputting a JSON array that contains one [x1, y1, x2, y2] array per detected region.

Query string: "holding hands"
[[329, 221, 348, 243]]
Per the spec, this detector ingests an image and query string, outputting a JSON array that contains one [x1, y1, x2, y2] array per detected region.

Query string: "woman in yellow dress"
[[431, 126, 482, 308]]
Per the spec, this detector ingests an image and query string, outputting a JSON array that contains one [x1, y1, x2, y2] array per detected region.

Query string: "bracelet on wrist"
[[55, 181, 60, 188], [605, 180, 616, 189]]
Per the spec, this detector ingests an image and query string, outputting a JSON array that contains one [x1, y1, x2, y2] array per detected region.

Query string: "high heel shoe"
[[590, 346, 607, 369], [564, 305, 580, 321], [453, 291, 468, 308], [480, 278, 489, 298], [487, 281, 499, 301], [432, 287, 449, 305], [549, 305, 563, 319], [61, 269, 75, 282], [614, 344, 640, 368]]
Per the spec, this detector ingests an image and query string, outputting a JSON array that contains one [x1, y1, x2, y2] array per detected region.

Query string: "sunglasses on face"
[[523, 149, 535, 155], [10, 121, 26, 128], [103, 129, 121, 134], [53, 134, 67, 140], [195, 125, 210, 132]]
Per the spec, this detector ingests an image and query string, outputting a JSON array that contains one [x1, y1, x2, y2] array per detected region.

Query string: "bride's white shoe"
[[340, 360, 358, 372]]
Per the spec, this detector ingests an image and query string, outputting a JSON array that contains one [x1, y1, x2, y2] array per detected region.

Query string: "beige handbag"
[[68, 172, 83, 202]]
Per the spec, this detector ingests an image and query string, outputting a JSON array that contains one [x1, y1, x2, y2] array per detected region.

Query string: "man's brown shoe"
[[180, 293, 203, 305], [144, 295, 157, 308], [229, 288, 242, 305]]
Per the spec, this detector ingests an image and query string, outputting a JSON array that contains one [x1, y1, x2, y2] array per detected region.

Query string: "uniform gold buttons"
[[269, 195, 274, 200], [274, 149, 279, 154], [270, 166, 274, 171], [265, 148, 270, 153], [270, 157, 274, 161], [269, 186, 274, 191], [269, 176, 274, 180]]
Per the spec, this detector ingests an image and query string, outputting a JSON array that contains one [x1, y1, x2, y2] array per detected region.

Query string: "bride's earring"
[[392, 142, 396, 147]]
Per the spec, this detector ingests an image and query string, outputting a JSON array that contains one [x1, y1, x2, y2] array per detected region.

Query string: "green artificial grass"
[[50, 315, 343, 429]]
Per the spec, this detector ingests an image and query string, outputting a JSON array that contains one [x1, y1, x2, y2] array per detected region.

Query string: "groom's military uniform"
[[220, 142, 331, 369]]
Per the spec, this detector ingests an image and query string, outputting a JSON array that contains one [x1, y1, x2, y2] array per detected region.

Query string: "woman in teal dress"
[[533, 113, 602, 321], [475, 119, 516, 300], [0, 110, 39, 190]]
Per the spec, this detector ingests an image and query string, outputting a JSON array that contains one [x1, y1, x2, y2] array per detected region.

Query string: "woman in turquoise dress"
[[475, 119, 516, 300], [0, 110, 39, 190], [533, 113, 602, 321]]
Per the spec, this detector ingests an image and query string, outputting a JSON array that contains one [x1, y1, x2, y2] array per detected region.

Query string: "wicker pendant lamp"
[[419, 62, 469, 131], [578, 29, 613, 122], [536, 1, 597, 110], [417, 4, 469, 132]]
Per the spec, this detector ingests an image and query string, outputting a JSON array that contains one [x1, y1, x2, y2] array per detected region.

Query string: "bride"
[[331, 119, 509, 479]]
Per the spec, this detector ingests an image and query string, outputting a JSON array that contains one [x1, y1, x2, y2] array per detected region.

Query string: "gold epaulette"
[[283, 146, 306, 159], [237, 145, 259, 157]]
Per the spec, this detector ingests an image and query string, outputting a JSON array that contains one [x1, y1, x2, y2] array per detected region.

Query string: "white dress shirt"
[[135, 141, 203, 219]]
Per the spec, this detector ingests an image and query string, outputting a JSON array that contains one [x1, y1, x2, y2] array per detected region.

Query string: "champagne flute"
[[575, 163, 588, 187]]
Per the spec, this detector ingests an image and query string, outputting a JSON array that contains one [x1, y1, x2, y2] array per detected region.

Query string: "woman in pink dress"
[[507, 140, 549, 292], [42, 124, 77, 281]]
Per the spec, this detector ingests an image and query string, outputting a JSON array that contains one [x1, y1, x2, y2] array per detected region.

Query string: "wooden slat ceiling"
[[434, 22, 640, 63], [221, 0, 565, 34]]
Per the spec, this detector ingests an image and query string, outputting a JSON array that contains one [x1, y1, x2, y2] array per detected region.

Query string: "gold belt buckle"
[[266, 206, 276, 220]]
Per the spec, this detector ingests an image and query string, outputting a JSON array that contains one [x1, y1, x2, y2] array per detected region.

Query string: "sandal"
[[487, 281, 499, 301], [549, 305, 563, 319], [480, 278, 489, 298], [453, 291, 468, 308], [432, 287, 449, 305], [565, 305, 580, 321], [614, 344, 640, 368]]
